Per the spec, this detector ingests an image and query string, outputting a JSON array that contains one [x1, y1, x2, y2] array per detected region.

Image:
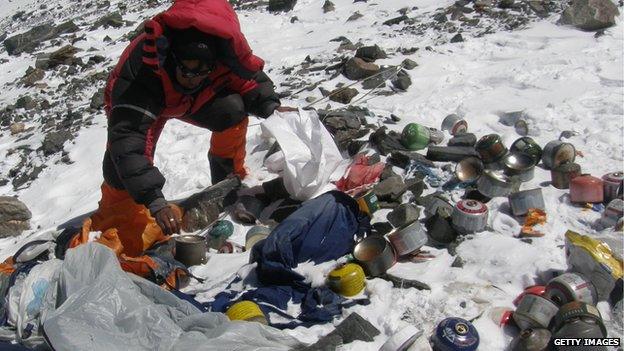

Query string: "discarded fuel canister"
[[541, 140, 576, 170], [509, 328, 551, 351], [431, 317, 479, 351], [477, 170, 514, 198], [245, 225, 271, 251], [226, 301, 268, 325], [602, 171, 624, 203], [570, 175, 604, 203], [513, 294, 559, 330], [552, 301, 607, 338], [510, 137, 542, 167], [451, 199, 488, 234], [475, 134, 508, 164], [508, 189, 545, 217], [401, 123, 431, 151], [380, 325, 423, 351], [441, 114, 468, 136], [514, 119, 540, 137], [327, 263, 366, 297], [387, 221, 428, 257], [353, 236, 396, 277], [599, 199, 624, 228], [174, 235, 208, 267], [503, 152, 535, 182], [550, 162, 581, 189], [355, 190, 380, 216], [455, 157, 484, 183], [545, 272, 598, 307], [513, 286, 547, 306]]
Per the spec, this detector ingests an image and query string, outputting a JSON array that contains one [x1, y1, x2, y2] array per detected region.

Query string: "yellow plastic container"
[[225, 301, 268, 324], [327, 263, 366, 297]]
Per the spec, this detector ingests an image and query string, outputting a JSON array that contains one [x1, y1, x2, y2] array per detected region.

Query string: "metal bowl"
[[353, 236, 396, 277], [477, 170, 514, 198], [503, 152, 535, 182], [387, 221, 427, 257], [455, 157, 484, 183]]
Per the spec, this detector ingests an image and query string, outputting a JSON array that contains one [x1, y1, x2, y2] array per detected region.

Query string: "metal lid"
[[456, 199, 488, 215], [603, 171, 624, 183], [503, 152, 534, 171], [174, 235, 206, 244]]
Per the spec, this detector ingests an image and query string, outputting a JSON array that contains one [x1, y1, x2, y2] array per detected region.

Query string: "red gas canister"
[[569, 175, 604, 204]]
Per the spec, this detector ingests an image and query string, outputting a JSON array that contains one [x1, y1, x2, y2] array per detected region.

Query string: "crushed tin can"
[[431, 317, 479, 351], [508, 188, 545, 217], [355, 190, 380, 216], [552, 301, 607, 338], [541, 140, 576, 170], [441, 114, 468, 136], [174, 235, 208, 267], [569, 175, 604, 203], [477, 170, 515, 198], [514, 119, 540, 137], [503, 152, 535, 182], [513, 294, 559, 330], [451, 199, 488, 234], [599, 199, 624, 228], [509, 328, 551, 351], [510, 137, 542, 167], [475, 134, 508, 164], [551, 162, 581, 190], [602, 171, 624, 203], [455, 157, 484, 183], [545, 272, 598, 306]]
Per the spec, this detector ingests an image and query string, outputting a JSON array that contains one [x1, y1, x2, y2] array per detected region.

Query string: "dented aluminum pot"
[[174, 235, 208, 267], [451, 199, 488, 234], [387, 221, 428, 257], [477, 170, 515, 198], [441, 114, 468, 136], [508, 188, 545, 217], [509, 329, 551, 351], [551, 162, 581, 190], [353, 236, 396, 277], [476, 134, 508, 164], [503, 152, 535, 182], [542, 140, 576, 170], [602, 171, 624, 203], [455, 157, 484, 183], [513, 294, 559, 330], [545, 272, 598, 307], [510, 137, 542, 166]]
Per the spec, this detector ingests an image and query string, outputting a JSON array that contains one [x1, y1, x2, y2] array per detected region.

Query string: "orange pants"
[[209, 117, 249, 179]]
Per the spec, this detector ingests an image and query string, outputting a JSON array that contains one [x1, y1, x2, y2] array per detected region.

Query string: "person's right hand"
[[153, 205, 182, 235]]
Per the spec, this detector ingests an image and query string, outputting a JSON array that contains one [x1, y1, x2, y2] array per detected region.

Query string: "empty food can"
[[477, 170, 514, 198], [387, 221, 428, 257], [599, 199, 624, 228], [174, 235, 208, 267], [503, 152, 535, 182], [550, 162, 581, 189], [552, 301, 606, 338], [545, 272, 597, 307], [455, 157, 484, 183], [245, 225, 271, 251], [476, 134, 508, 164], [542, 140, 575, 170], [510, 137, 542, 166], [514, 119, 540, 137], [513, 294, 559, 330], [508, 189, 545, 217], [509, 329, 551, 351], [451, 199, 488, 234], [353, 236, 396, 277]]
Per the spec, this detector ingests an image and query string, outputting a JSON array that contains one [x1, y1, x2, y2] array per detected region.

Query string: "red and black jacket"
[[102, 0, 279, 210]]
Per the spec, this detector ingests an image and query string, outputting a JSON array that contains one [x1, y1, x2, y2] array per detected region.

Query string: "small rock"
[[391, 70, 412, 91], [362, 75, 386, 89], [347, 11, 364, 21], [324, 313, 380, 344], [383, 15, 409, 26], [89, 55, 106, 64], [450, 33, 464, 43], [15, 96, 36, 110], [355, 45, 387, 62], [401, 59, 418, 70], [405, 177, 426, 198], [559, 0, 620, 31], [322, 0, 335, 13], [36, 45, 80, 70], [433, 12, 448, 22], [21, 68, 45, 86], [328, 87, 359, 104], [0, 196, 32, 238], [498, 0, 515, 8], [92, 12, 124, 29], [451, 256, 464, 267], [387, 203, 420, 227], [343, 57, 380, 80], [388, 151, 435, 169], [290, 16, 299, 23], [268, 0, 297, 12], [10, 122, 26, 135], [90, 88, 105, 109], [373, 176, 407, 202], [448, 133, 477, 147], [42, 130, 72, 155]]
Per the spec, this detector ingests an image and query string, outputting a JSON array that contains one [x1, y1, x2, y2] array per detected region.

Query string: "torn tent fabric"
[[209, 191, 371, 328], [335, 154, 385, 194]]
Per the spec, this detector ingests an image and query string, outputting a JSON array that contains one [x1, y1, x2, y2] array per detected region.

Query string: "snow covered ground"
[[0, 0, 622, 349]]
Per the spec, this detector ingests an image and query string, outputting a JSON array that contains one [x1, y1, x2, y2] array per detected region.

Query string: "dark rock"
[[387, 203, 420, 227], [448, 133, 477, 147], [290, 16, 299, 23], [372, 222, 393, 236], [297, 333, 343, 351], [426, 146, 479, 162], [347, 11, 364, 21], [391, 70, 412, 91], [405, 177, 425, 198], [383, 15, 409, 26], [328, 87, 359, 104], [92, 12, 124, 30], [15, 96, 36, 110], [12, 165, 44, 190], [343, 57, 380, 80], [21, 68, 45, 86], [42, 130, 72, 155], [36, 45, 80, 70], [559, 0, 619, 31], [380, 164, 399, 180], [361, 75, 385, 89], [0, 196, 31, 238], [498, 0, 515, 8], [390, 114, 401, 122], [373, 176, 407, 202], [89, 55, 106, 64], [90, 88, 105, 109], [346, 140, 366, 156], [380, 273, 431, 290], [425, 210, 457, 245], [401, 59, 418, 70], [355, 45, 387, 62], [388, 151, 435, 169], [369, 127, 407, 155], [420, 194, 453, 218], [3, 21, 79, 55], [330, 313, 380, 343], [450, 33, 464, 43], [323, 0, 335, 13], [330, 36, 351, 44], [269, 0, 297, 12], [433, 12, 448, 23], [451, 256, 464, 268]]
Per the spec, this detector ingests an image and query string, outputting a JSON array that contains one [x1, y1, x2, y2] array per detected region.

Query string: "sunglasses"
[[172, 53, 213, 78]]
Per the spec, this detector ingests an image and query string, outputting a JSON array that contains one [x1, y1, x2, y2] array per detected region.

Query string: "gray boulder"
[[268, 0, 297, 12], [343, 57, 380, 80], [42, 130, 73, 155], [355, 45, 387, 62], [0, 196, 31, 238], [3, 21, 79, 55], [559, 0, 619, 31], [329, 87, 359, 104]]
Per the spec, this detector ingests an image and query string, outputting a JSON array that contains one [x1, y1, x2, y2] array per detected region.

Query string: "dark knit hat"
[[170, 27, 217, 64]]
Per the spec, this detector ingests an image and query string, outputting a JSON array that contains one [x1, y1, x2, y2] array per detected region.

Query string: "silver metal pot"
[[353, 236, 396, 277], [542, 140, 576, 170], [455, 157, 484, 183], [174, 235, 208, 267], [477, 170, 514, 198], [451, 199, 488, 234], [513, 294, 558, 330], [545, 272, 598, 307], [387, 221, 427, 257], [503, 152, 535, 182], [508, 188, 545, 217]]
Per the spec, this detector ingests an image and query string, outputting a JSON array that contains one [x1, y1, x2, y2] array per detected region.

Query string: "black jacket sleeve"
[[241, 71, 280, 118]]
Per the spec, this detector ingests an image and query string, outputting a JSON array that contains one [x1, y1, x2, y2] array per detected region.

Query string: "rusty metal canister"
[[602, 171, 624, 203], [174, 235, 208, 267], [510, 137, 542, 166], [451, 199, 488, 234], [552, 301, 607, 338], [569, 175, 604, 203], [509, 329, 551, 351], [541, 140, 576, 170], [551, 162, 581, 189], [476, 134, 508, 164], [441, 114, 468, 136], [477, 170, 514, 198], [503, 152, 535, 182], [545, 272, 598, 306], [508, 189, 545, 217], [513, 294, 559, 330]]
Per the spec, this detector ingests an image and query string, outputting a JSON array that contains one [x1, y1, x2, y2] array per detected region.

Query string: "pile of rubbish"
[[0, 109, 622, 350]]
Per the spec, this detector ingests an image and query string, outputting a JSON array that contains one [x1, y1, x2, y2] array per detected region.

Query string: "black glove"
[[257, 100, 280, 119]]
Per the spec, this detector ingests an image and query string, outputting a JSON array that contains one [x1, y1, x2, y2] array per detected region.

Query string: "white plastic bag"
[[261, 110, 348, 201]]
